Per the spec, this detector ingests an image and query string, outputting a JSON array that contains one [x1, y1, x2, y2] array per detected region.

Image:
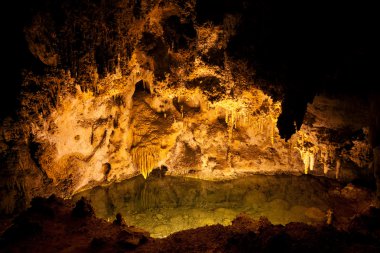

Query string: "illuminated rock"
[[0, 0, 374, 215]]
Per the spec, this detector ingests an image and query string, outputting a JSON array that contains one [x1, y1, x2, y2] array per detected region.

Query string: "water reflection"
[[73, 174, 335, 238]]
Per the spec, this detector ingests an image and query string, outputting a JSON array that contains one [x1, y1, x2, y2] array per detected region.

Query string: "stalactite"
[[227, 151, 232, 168], [131, 146, 159, 179], [231, 111, 236, 129], [225, 110, 237, 142], [295, 147, 310, 174], [303, 151, 310, 174], [270, 116, 276, 145], [309, 152, 315, 171], [320, 148, 329, 174], [328, 146, 334, 162]]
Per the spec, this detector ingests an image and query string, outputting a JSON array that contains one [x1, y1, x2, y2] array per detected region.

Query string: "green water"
[[73, 174, 337, 238]]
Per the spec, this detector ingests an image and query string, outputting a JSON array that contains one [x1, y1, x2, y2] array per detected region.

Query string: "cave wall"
[[0, 0, 375, 215]]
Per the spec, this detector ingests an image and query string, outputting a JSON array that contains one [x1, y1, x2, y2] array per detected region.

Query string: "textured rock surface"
[[0, 0, 375, 215]]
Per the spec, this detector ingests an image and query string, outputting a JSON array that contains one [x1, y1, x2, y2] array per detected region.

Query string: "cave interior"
[[0, 0, 379, 252]]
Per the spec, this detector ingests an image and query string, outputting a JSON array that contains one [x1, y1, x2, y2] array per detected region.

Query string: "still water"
[[73, 174, 336, 238]]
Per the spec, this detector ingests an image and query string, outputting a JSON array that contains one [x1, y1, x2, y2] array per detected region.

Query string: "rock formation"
[[0, 0, 377, 215]]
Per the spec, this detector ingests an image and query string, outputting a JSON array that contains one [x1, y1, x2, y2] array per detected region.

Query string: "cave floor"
[[73, 174, 373, 238]]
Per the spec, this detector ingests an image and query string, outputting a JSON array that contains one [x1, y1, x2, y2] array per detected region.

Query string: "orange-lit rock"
[[0, 0, 375, 216]]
